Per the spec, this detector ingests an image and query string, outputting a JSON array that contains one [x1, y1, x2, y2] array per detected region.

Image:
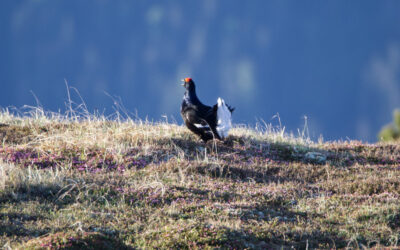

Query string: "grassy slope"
[[0, 109, 400, 249]]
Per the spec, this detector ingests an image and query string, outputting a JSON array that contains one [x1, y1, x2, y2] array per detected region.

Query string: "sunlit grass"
[[0, 106, 399, 249]]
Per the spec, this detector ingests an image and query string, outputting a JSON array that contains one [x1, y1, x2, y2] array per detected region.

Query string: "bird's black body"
[[180, 78, 234, 142]]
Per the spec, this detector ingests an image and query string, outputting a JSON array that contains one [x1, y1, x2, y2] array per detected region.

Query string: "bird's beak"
[[181, 79, 185, 86]]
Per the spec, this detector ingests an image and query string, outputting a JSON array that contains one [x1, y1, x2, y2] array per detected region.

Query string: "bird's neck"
[[184, 88, 201, 104]]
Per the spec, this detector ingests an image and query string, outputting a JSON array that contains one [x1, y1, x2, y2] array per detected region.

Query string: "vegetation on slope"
[[379, 109, 400, 142], [0, 108, 400, 249]]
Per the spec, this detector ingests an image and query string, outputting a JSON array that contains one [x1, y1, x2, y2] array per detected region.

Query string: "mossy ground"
[[0, 110, 400, 249]]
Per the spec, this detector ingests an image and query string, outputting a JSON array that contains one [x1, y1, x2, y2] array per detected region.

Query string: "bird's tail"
[[216, 98, 233, 139]]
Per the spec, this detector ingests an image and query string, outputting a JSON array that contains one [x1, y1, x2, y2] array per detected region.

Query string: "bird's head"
[[181, 77, 195, 91]]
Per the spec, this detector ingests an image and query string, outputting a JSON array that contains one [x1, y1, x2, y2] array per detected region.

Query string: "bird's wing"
[[193, 123, 210, 129], [183, 107, 210, 128]]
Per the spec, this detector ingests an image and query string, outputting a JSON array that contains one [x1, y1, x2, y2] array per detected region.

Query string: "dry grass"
[[0, 107, 400, 249]]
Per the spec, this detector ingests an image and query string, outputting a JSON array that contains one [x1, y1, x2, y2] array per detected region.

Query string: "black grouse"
[[180, 78, 234, 142]]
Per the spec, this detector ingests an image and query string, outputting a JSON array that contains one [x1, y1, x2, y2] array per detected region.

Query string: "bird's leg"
[[199, 136, 208, 143], [200, 134, 213, 143]]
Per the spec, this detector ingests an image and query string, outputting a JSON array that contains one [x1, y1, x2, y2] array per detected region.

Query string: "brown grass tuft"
[[0, 109, 400, 248]]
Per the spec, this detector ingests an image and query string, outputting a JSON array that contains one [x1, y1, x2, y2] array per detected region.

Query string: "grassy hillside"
[[1, 108, 400, 249]]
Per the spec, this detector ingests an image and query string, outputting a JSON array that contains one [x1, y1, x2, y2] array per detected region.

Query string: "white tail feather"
[[216, 97, 232, 139]]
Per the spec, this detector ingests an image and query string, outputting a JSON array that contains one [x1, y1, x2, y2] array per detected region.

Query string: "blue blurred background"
[[1, 0, 400, 142]]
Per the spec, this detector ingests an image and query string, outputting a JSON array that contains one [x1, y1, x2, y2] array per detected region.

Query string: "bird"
[[180, 77, 235, 142]]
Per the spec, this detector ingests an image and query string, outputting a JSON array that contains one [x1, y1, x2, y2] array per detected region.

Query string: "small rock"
[[244, 242, 255, 249], [304, 152, 327, 164], [257, 241, 268, 248], [197, 146, 205, 152]]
